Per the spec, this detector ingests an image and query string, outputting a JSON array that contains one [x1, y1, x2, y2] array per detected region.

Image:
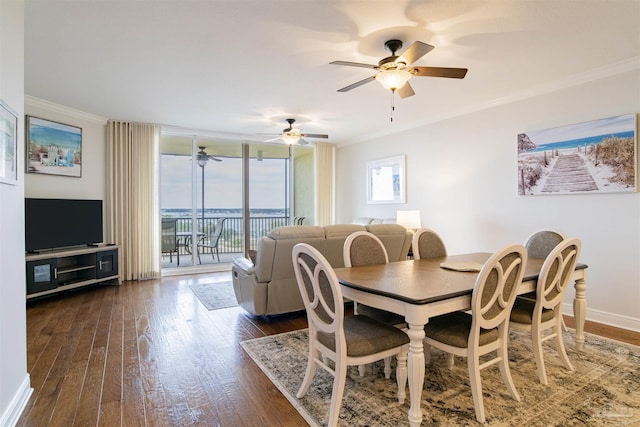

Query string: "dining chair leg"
[[297, 348, 318, 399], [424, 344, 431, 365], [553, 319, 574, 372], [446, 353, 455, 369], [328, 361, 348, 427], [532, 323, 548, 385], [396, 348, 408, 404], [383, 357, 392, 379], [467, 356, 486, 424], [497, 339, 521, 402]]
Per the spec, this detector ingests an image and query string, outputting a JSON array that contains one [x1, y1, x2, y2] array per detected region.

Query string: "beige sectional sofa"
[[231, 223, 413, 316]]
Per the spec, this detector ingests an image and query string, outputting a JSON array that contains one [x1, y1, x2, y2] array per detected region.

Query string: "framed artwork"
[[518, 114, 637, 195], [0, 99, 18, 185], [26, 116, 82, 177], [367, 155, 406, 204]]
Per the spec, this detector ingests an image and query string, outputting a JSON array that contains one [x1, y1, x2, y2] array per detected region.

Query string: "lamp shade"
[[377, 69, 411, 92], [396, 210, 421, 230], [282, 131, 301, 145]]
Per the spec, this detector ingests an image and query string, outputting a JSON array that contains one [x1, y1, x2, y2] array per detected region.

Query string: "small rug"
[[240, 329, 640, 426], [189, 281, 238, 310]]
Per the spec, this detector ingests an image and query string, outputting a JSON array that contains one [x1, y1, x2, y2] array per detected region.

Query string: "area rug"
[[240, 329, 640, 426], [189, 281, 238, 310]]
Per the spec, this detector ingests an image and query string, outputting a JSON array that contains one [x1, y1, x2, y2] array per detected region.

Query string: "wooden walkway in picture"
[[541, 153, 598, 193]]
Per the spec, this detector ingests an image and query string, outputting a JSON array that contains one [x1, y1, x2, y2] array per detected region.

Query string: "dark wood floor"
[[18, 272, 640, 426]]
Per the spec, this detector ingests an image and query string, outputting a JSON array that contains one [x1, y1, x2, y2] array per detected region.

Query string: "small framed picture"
[[26, 116, 82, 177], [366, 155, 406, 204], [0, 99, 18, 185]]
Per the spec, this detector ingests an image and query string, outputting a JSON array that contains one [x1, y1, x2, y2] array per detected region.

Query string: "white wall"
[[336, 69, 640, 331], [0, 2, 31, 426], [24, 97, 107, 201]]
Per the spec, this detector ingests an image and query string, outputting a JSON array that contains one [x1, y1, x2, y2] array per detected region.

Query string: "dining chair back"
[[197, 218, 225, 263], [343, 231, 388, 267], [292, 243, 409, 427], [343, 231, 402, 376], [523, 229, 570, 331], [412, 228, 447, 260], [510, 238, 581, 385], [525, 229, 566, 259], [424, 243, 527, 423], [161, 218, 179, 266]]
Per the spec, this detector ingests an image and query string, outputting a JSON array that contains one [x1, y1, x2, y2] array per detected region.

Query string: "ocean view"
[[530, 130, 634, 152], [162, 208, 288, 218]]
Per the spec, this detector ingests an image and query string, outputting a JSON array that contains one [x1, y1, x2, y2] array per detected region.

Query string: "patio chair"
[[197, 218, 225, 263], [161, 218, 180, 266]]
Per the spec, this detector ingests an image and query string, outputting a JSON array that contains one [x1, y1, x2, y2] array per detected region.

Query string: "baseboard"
[[563, 302, 640, 332], [0, 374, 33, 427]]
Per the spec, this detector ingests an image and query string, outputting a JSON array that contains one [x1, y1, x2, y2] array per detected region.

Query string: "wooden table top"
[[334, 252, 587, 305]]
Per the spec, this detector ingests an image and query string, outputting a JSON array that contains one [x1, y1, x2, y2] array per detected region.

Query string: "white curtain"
[[314, 142, 335, 226], [106, 121, 160, 280]]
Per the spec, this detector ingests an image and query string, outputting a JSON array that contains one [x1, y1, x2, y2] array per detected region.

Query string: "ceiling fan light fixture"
[[377, 69, 411, 92], [282, 131, 301, 145]]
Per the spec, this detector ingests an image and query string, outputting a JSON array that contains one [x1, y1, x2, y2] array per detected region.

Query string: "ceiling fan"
[[196, 146, 222, 165], [330, 39, 468, 98], [259, 118, 329, 145]]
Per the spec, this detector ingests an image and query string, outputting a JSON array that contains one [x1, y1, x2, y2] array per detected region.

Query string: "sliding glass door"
[[160, 133, 314, 273]]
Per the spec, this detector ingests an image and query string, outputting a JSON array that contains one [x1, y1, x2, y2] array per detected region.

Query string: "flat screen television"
[[25, 198, 103, 252]]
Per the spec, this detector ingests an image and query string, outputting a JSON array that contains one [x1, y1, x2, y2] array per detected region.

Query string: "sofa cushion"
[[268, 225, 325, 240], [324, 224, 367, 267], [366, 224, 412, 262]]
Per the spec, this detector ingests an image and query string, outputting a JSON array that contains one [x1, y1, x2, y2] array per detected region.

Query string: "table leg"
[[406, 323, 425, 427], [573, 276, 587, 350]]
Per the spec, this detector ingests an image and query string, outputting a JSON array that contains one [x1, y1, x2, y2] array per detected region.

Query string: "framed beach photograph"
[[0, 99, 18, 185], [26, 116, 82, 177], [518, 114, 637, 195], [367, 155, 406, 204]]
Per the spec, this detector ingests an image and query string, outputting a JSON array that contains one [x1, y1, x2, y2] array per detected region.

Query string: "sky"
[[526, 114, 635, 145], [160, 154, 288, 210]]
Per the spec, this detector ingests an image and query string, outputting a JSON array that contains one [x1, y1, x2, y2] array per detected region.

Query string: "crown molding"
[[24, 95, 108, 125], [345, 57, 640, 147]]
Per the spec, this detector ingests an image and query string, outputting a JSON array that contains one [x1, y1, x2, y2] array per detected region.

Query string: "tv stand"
[[26, 245, 120, 299]]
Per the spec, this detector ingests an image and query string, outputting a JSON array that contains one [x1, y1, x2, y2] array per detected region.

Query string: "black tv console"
[[26, 245, 120, 299]]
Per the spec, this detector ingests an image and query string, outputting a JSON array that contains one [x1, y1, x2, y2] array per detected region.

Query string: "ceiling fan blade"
[[337, 76, 376, 92], [330, 60, 377, 69], [300, 133, 328, 139], [397, 81, 415, 99], [399, 41, 434, 65], [298, 139, 310, 146], [410, 66, 468, 79], [209, 157, 222, 162]]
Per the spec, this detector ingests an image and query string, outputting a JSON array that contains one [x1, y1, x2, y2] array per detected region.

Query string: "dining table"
[[333, 252, 588, 427]]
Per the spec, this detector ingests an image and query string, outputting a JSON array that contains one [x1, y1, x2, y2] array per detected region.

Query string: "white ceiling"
[[24, 0, 640, 146]]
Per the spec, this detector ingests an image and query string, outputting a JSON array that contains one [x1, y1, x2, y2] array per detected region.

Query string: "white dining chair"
[[524, 229, 570, 332], [424, 244, 527, 423], [292, 243, 409, 427], [412, 228, 447, 260], [344, 231, 405, 377], [510, 238, 581, 385]]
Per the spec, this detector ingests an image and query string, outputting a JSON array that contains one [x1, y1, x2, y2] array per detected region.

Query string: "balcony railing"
[[171, 216, 290, 257]]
